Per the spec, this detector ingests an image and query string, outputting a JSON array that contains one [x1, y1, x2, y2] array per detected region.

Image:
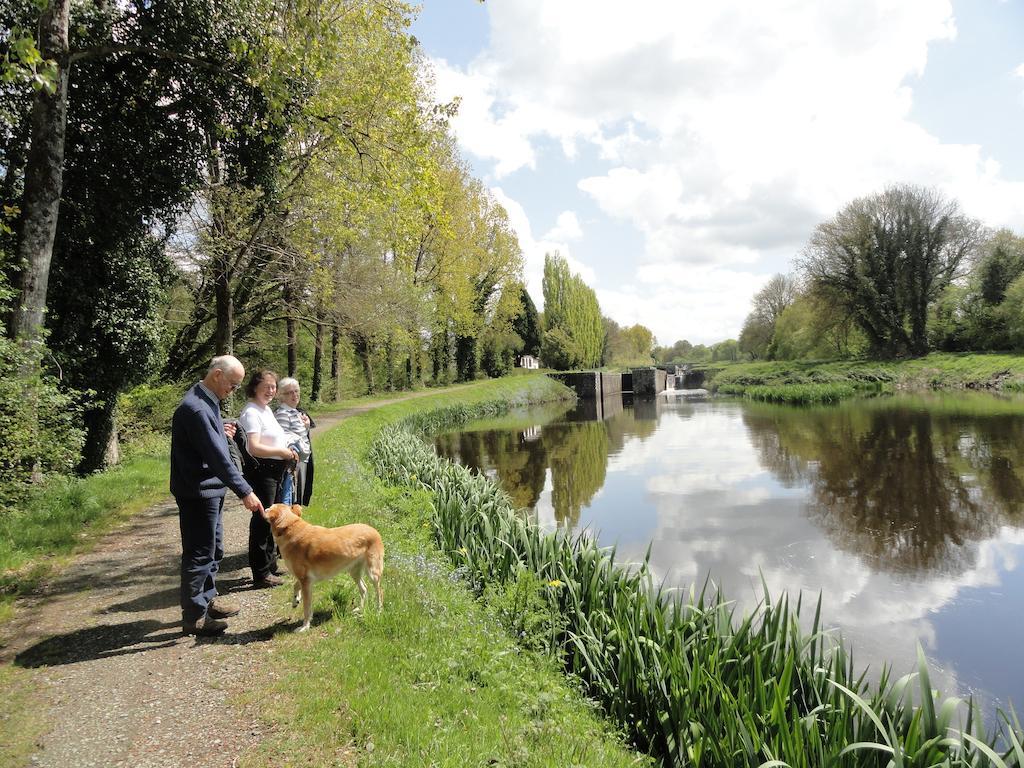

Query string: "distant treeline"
[[656, 185, 1023, 365]]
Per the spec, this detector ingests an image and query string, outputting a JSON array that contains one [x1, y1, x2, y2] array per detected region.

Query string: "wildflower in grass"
[[547, 579, 564, 588], [458, 547, 469, 556]]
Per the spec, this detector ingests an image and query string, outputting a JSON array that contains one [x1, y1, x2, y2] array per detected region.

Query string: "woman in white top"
[[238, 369, 297, 587]]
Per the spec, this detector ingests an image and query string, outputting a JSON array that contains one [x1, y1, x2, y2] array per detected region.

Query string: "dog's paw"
[[291, 595, 300, 608], [296, 623, 310, 633]]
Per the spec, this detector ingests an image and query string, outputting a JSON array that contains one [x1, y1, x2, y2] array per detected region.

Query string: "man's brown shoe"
[[253, 574, 284, 588], [208, 597, 241, 619], [183, 615, 228, 636]]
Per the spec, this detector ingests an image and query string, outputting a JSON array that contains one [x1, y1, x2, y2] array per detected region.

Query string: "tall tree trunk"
[[9, 0, 71, 345], [207, 133, 233, 358], [385, 334, 395, 392], [78, 397, 117, 474], [284, 280, 297, 376], [331, 326, 343, 401], [354, 334, 374, 394], [330, 327, 339, 380], [213, 261, 233, 356], [311, 320, 324, 402]]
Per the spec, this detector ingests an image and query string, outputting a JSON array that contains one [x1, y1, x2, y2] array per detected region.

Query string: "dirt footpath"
[[0, 392, 451, 768]]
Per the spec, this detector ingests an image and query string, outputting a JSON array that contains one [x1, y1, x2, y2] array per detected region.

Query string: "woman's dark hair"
[[245, 369, 278, 399]]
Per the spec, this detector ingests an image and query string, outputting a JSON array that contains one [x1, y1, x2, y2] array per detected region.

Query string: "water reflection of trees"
[[434, 430, 549, 509], [547, 421, 609, 527], [434, 396, 669, 527], [744, 403, 1024, 575]]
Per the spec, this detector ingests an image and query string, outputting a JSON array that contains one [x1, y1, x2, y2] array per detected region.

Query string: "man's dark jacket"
[[170, 383, 253, 499]]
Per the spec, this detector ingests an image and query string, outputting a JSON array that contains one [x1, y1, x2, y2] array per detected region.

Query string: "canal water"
[[434, 391, 1024, 716]]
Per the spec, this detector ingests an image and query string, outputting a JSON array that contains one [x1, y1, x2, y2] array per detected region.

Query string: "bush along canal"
[[370, 388, 1024, 767]]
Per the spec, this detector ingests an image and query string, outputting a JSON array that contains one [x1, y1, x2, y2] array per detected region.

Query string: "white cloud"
[[429, 58, 537, 177], [597, 264, 773, 345], [490, 189, 596, 303], [542, 211, 583, 242], [426, 1, 1024, 340], [1016, 62, 1024, 102]]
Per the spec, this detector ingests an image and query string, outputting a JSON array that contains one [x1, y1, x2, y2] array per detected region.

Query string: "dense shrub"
[[117, 381, 187, 442], [541, 327, 582, 370], [0, 339, 86, 505]]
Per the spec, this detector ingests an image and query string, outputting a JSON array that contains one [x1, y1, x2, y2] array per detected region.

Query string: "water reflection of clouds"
[[596, 403, 1024, 707], [450, 396, 1024, 711]]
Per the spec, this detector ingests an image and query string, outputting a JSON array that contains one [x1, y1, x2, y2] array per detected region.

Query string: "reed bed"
[[716, 382, 859, 405], [369, 400, 1023, 767]]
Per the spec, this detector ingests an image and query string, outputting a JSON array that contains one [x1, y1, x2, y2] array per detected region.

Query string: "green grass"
[[708, 352, 1024, 404], [0, 665, 47, 767], [717, 382, 858, 405], [369, 389, 1024, 767], [240, 374, 650, 768], [0, 446, 169, 614]]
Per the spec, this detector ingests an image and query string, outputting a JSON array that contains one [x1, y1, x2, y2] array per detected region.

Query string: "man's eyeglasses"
[[227, 382, 241, 392]]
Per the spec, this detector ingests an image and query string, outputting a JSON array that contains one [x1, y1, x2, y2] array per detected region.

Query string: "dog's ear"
[[291, 504, 303, 518]]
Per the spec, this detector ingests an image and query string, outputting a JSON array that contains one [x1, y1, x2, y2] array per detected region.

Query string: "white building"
[[519, 354, 540, 370]]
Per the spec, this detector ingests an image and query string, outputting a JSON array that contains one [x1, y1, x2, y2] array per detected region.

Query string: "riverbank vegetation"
[[707, 352, 1024, 403], [369, 380, 1024, 767], [244, 374, 656, 767]]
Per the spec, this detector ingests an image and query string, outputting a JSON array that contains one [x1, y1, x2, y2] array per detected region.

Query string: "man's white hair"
[[278, 377, 300, 393], [207, 355, 242, 376]]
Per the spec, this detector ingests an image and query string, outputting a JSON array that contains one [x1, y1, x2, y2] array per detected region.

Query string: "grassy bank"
[[0, 382, 478, 619], [369, 383, 1024, 766], [242, 374, 650, 768], [0, 448, 169, 620], [708, 352, 1024, 404]]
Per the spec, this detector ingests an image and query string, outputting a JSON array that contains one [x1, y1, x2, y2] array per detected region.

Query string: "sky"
[[411, 0, 1024, 346]]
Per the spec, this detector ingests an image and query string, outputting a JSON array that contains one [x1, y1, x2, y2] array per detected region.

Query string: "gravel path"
[[0, 390, 456, 768]]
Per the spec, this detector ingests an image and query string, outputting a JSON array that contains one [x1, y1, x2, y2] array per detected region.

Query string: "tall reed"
[[369, 400, 1023, 767]]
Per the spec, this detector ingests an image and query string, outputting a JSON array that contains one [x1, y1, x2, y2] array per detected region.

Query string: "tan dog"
[[261, 504, 384, 632]]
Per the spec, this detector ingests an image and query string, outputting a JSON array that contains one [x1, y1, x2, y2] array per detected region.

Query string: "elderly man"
[[171, 355, 264, 636]]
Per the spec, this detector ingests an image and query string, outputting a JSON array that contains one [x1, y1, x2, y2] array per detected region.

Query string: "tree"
[[4, 0, 279, 468], [951, 229, 1024, 350], [510, 285, 541, 358], [542, 252, 602, 368], [6, 0, 69, 346], [541, 327, 582, 370], [603, 318, 654, 366], [771, 290, 864, 360], [738, 314, 773, 359], [711, 339, 740, 362], [799, 185, 983, 357], [753, 273, 798, 324]]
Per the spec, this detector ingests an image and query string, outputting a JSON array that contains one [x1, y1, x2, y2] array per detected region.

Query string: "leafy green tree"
[[711, 339, 740, 362], [738, 314, 773, 359], [4, 0, 280, 468], [771, 291, 864, 360], [800, 185, 983, 357], [541, 327, 582, 370], [998, 273, 1024, 349], [510, 285, 541, 358], [603, 318, 654, 366], [542, 252, 602, 368], [958, 229, 1024, 350], [738, 273, 798, 359]]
